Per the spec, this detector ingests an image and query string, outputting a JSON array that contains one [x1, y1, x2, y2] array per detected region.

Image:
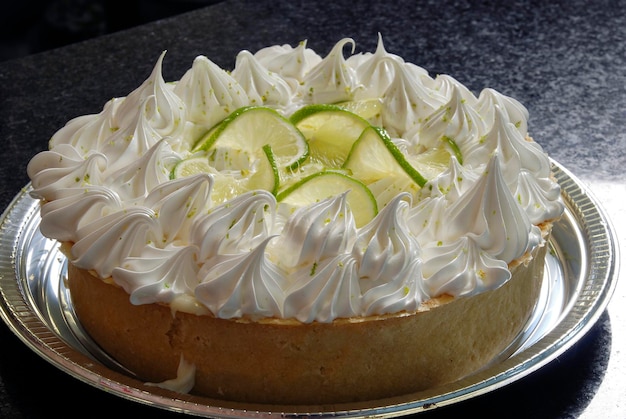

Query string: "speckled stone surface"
[[1, 0, 624, 417]]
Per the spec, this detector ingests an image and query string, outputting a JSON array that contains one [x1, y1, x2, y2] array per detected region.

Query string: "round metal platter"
[[0, 160, 619, 418]]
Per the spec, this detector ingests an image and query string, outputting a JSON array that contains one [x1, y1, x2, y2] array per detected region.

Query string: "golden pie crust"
[[66, 223, 550, 405]]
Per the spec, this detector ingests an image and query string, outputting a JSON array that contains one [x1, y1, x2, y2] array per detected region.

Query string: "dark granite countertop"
[[0, 0, 624, 417]]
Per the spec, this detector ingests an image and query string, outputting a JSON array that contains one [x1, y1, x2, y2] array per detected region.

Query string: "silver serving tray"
[[0, 160, 619, 418]]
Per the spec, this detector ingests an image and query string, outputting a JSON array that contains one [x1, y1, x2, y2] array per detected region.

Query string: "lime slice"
[[343, 126, 428, 188], [441, 135, 463, 164], [191, 122, 221, 151], [278, 160, 326, 193], [208, 173, 249, 204], [192, 106, 309, 170], [290, 104, 371, 168], [277, 171, 378, 228], [365, 176, 418, 210], [171, 156, 214, 180], [249, 144, 279, 195], [405, 147, 452, 182], [171, 144, 278, 203], [337, 98, 383, 126], [172, 157, 247, 204]]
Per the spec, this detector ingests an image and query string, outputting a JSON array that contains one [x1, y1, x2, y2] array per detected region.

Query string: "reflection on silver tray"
[[0, 161, 619, 418]]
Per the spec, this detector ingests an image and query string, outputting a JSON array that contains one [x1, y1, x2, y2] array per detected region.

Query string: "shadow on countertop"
[[0, 0, 223, 62]]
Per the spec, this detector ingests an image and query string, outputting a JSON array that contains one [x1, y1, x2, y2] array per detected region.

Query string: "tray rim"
[[0, 160, 619, 418]]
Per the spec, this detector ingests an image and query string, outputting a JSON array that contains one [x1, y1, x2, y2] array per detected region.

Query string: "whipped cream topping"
[[27, 36, 564, 323]]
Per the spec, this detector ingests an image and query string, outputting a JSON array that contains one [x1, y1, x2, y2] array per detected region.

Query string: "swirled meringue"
[[301, 38, 359, 104], [174, 55, 253, 131], [270, 192, 357, 271], [232, 50, 293, 109]]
